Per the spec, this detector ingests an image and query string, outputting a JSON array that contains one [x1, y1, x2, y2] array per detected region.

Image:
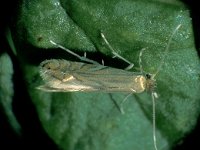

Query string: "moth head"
[[145, 73, 156, 92]]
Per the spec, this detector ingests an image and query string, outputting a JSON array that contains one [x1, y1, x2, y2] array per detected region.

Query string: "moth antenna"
[[100, 33, 134, 70], [150, 24, 181, 150], [49, 40, 100, 65], [152, 92, 158, 150], [152, 24, 182, 79]]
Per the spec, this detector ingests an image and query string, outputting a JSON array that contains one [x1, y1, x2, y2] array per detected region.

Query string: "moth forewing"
[[38, 59, 148, 93]]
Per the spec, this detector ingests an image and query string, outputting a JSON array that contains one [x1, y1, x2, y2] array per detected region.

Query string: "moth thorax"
[[134, 76, 147, 93]]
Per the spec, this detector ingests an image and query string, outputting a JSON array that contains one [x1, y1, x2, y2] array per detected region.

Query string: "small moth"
[[38, 59, 155, 93], [37, 24, 181, 150]]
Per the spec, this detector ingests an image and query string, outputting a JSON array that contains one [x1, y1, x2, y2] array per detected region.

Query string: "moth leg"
[[84, 52, 87, 58], [100, 33, 134, 70], [50, 40, 100, 65], [138, 48, 146, 74], [109, 94, 125, 114], [119, 93, 133, 114], [109, 93, 133, 114], [101, 59, 104, 66]]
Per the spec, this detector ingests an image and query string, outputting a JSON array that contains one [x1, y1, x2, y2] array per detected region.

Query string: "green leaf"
[[13, 0, 200, 150], [0, 53, 21, 134]]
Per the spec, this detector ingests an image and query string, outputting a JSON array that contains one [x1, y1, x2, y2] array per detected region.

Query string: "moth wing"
[[36, 85, 98, 92]]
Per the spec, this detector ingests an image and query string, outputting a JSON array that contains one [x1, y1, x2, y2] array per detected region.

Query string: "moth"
[[38, 59, 155, 93], [37, 24, 181, 150]]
